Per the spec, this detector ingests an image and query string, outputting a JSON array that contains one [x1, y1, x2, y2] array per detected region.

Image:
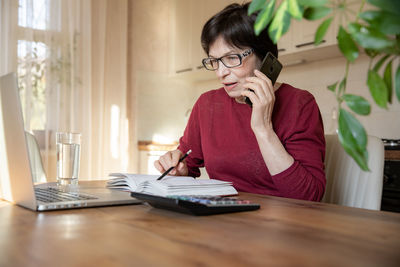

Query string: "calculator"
[[131, 192, 260, 215]]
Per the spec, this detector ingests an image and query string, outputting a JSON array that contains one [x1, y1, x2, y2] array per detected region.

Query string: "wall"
[[129, 0, 173, 172], [136, 71, 194, 142], [129, 0, 195, 145]]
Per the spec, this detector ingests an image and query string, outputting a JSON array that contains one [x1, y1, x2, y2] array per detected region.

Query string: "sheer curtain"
[[1, 0, 131, 189], [0, 0, 18, 75]]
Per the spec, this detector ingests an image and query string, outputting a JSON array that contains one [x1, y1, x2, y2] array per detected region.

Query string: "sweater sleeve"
[[271, 95, 326, 201], [178, 98, 204, 178]]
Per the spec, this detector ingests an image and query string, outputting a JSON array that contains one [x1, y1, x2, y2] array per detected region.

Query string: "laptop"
[[0, 72, 141, 211]]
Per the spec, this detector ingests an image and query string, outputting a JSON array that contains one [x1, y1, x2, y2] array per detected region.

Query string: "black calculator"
[[131, 192, 260, 215]]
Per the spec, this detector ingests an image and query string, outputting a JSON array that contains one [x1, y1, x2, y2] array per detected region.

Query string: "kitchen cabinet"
[[171, 0, 367, 76], [191, 0, 234, 71], [172, 0, 235, 75], [277, 29, 293, 55], [276, 16, 340, 66], [291, 17, 336, 52], [172, 0, 193, 74], [278, 0, 371, 65]]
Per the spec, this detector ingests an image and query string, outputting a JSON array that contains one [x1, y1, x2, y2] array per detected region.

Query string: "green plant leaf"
[[327, 81, 338, 92], [348, 23, 396, 51], [367, 69, 388, 108], [373, 54, 390, 72], [268, 1, 291, 43], [315, 17, 333, 45], [288, 0, 303, 20], [303, 6, 331, 20], [338, 108, 369, 171], [248, 0, 266, 15], [254, 0, 276, 36], [384, 60, 393, 103], [396, 64, 400, 102], [298, 0, 327, 7], [337, 26, 359, 62], [359, 10, 400, 35], [342, 94, 371, 115], [367, 0, 400, 16]]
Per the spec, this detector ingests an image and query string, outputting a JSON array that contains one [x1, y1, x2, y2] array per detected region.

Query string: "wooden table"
[[1, 181, 400, 267]]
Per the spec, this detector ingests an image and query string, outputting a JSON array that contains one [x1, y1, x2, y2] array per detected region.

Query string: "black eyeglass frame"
[[202, 48, 254, 71]]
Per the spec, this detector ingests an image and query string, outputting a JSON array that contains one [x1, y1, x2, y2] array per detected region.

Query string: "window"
[[18, 0, 49, 30], [17, 0, 61, 131], [17, 40, 47, 130]]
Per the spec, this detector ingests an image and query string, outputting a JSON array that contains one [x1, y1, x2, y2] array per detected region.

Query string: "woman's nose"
[[215, 63, 230, 78]]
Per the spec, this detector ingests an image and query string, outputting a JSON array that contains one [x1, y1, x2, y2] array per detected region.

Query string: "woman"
[[154, 3, 326, 201]]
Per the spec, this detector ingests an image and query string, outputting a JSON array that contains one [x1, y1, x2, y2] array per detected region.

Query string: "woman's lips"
[[223, 82, 238, 91]]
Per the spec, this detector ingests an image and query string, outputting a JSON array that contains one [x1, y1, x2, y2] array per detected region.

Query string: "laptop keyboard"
[[35, 187, 98, 203]]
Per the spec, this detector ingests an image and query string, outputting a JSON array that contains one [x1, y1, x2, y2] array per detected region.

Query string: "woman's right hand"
[[154, 149, 189, 176]]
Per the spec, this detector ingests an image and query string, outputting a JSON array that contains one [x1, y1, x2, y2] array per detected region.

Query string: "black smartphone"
[[245, 52, 283, 106]]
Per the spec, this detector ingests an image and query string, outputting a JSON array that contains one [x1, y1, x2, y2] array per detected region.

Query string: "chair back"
[[323, 134, 384, 210], [25, 131, 47, 183]]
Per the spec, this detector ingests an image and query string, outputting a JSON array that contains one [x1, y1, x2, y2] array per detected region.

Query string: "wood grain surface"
[[1, 181, 399, 267]]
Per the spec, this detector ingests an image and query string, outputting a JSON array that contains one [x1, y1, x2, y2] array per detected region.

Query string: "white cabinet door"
[[291, 17, 336, 51], [173, 0, 193, 74], [277, 29, 293, 56], [190, 0, 206, 71], [172, 0, 237, 74], [290, 0, 367, 53], [191, 0, 236, 70]]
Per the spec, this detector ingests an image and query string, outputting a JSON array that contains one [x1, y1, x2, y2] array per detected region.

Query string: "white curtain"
[[0, 0, 131, 185], [0, 0, 18, 75]]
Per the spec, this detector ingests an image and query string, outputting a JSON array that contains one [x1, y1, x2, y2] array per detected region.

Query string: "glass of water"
[[56, 132, 81, 186]]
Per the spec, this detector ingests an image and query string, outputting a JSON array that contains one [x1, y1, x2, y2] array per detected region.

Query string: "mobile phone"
[[245, 52, 283, 106]]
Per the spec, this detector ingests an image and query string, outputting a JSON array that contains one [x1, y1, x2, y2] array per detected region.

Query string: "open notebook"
[[107, 173, 238, 196]]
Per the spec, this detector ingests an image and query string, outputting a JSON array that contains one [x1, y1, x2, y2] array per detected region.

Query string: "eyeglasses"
[[202, 49, 254, 71]]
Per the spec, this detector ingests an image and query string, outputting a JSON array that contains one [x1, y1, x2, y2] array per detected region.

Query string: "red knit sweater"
[[178, 83, 326, 201]]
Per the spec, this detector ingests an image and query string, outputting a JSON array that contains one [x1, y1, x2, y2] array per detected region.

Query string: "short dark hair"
[[201, 2, 278, 61]]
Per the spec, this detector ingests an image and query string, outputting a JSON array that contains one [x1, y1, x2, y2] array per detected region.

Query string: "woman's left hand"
[[241, 69, 276, 134]]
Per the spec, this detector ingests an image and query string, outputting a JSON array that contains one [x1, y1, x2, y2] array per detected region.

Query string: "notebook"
[[0, 72, 141, 211], [107, 173, 238, 196]]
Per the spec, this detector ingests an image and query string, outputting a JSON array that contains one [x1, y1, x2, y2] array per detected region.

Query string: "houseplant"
[[249, 0, 400, 170]]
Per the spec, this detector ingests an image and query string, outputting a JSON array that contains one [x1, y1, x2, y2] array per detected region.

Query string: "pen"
[[157, 149, 192, 180]]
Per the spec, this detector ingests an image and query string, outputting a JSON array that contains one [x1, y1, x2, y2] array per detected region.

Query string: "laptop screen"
[[0, 72, 37, 209]]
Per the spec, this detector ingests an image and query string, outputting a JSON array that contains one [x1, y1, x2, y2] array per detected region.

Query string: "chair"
[[322, 134, 384, 210], [25, 131, 47, 183]]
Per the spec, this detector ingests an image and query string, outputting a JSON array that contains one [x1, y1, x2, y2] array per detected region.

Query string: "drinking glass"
[[56, 132, 81, 186]]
